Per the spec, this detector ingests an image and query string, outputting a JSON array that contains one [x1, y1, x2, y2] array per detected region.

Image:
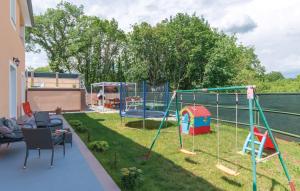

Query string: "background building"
[[0, 0, 33, 118]]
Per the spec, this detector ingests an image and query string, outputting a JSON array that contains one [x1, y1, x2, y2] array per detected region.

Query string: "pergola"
[[90, 82, 136, 111]]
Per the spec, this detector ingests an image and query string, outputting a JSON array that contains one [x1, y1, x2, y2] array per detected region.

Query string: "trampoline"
[[119, 81, 170, 128], [121, 110, 166, 118]]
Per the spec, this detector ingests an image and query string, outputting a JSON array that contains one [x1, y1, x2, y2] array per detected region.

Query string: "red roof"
[[185, 105, 211, 117]]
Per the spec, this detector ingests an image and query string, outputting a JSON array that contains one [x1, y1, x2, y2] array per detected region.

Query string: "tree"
[[26, 2, 126, 87], [34, 66, 51, 72], [161, 14, 217, 89], [126, 13, 263, 89], [26, 2, 266, 90], [125, 22, 166, 86], [265, 71, 285, 82], [69, 16, 126, 86], [126, 14, 218, 88], [26, 1, 84, 72]]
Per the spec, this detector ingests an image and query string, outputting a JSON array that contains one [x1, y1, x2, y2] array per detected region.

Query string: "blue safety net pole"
[[164, 82, 169, 111], [119, 82, 123, 117], [143, 81, 146, 129]]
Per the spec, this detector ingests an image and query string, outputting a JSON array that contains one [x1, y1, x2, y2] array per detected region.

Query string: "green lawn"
[[64, 113, 300, 191]]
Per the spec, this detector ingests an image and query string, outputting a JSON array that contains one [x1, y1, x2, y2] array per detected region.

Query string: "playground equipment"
[[215, 92, 240, 176], [180, 105, 211, 135], [177, 92, 211, 155], [179, 104, 211, 155], [119, 81, 169, 129], [242, 126, 276, 162], [146, 85, 295, 191]]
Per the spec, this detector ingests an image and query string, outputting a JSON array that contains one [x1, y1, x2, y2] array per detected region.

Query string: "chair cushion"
[[0, 125, 13, 134], [50, 119, 62, 125], [24, 116, 37, 128], [0, 117, 6, 126], [4, 118, 21, 131], [0, 126, 16, 138]]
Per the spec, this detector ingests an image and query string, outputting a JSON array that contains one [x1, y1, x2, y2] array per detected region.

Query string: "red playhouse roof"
[[185, 105, 211, 117]]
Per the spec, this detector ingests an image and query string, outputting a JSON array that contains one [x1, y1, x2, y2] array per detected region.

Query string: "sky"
[[27, 0, 300, 78]]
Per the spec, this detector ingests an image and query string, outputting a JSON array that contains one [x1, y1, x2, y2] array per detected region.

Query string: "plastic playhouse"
[[180, 105, 211, 135]]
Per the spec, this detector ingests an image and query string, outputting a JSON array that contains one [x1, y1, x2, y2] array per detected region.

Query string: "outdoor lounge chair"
[[33, 112, 73, 146], [34, 112, 63, 131], [0, 119, 33, 147], [0, 132, 24, 145], [22, 128, 65, 168]]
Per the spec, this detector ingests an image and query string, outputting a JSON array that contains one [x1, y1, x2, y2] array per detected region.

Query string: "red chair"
[[22, 102, 33, 117]]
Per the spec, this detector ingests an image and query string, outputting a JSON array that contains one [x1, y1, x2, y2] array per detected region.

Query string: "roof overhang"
[[91, 82, 137, 87], [19, 0, 34, 26]]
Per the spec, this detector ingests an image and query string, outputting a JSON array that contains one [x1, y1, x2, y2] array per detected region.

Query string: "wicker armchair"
[[22, 127, 65, 168]]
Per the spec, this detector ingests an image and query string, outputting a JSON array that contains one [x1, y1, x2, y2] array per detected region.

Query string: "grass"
[[64, 112, 300, 191]]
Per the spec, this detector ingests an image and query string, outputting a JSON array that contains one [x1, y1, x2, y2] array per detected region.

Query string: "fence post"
[[31, 71, 34, 87], [56, 72, 59, 87]]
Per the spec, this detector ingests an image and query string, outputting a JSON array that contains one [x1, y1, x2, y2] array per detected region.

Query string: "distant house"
[[0, 0, 34, 118], [27, 72, 81, 89], [26, 72, 86, 112]]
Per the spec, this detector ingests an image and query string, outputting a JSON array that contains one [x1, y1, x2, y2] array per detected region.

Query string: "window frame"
[[10, 0, 17, 30]]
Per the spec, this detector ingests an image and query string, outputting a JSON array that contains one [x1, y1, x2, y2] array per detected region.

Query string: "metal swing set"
[[145, 85, 296, 191]]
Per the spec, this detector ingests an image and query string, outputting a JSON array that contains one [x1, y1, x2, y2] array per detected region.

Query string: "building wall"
[[27, 88, 85, 112], [0, 0, 26, 118]]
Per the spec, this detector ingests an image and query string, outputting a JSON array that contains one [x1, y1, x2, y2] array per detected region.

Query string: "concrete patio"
[[0, 116, 120, 191]]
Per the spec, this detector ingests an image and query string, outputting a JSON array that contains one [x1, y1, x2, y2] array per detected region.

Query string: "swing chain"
[[216, 93, 220, 165]]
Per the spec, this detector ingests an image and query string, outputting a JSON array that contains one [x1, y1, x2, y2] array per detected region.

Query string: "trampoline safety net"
[[120, 81, 169, 119]]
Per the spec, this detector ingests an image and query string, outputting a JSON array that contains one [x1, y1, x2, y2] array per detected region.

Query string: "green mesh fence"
[[164, 92, 300, 141], [133, 91, 300, 140]]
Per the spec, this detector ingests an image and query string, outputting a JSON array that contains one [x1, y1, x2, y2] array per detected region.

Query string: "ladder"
[[242, 127, 277, 161]]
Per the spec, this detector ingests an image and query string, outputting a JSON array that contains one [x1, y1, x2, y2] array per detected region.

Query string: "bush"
[[88, 141, 109, 152], [120, 167, 143, 190], [69, 120, 83, 128], [74, 124, 87, 133], [68, 120, 87, 133]]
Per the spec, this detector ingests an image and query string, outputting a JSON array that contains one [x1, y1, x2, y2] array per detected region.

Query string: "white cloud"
[[219, 14, 257, 34], [27, 0, 300, 78], [25, 51, 48, 69]]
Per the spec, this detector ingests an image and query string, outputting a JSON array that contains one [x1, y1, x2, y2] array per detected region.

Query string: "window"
[[10, 0, 16, 27]]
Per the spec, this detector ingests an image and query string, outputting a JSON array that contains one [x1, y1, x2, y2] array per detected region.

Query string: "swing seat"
[[179, 148, 196, 155], [216, 164, 239, 176]]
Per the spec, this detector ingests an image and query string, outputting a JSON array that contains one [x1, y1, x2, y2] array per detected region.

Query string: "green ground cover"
[[64, 113, 300, 191]]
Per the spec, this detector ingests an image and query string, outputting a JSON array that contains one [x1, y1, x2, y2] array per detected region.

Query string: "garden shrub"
[[73, 124, 87, 133], [88, 141, 109, 152], [120, 167, 143, 190], [69, 120, 82, 128], [68, 120, 87, 133]]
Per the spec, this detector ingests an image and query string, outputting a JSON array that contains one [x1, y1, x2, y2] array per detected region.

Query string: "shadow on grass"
[[125, 120, 174, 130], [64, 113, 222, 191], [221, 176, 242, 187], [185, 157, 199, 165], [94, 118, 105, 122], [194, 148, 285, 188]]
